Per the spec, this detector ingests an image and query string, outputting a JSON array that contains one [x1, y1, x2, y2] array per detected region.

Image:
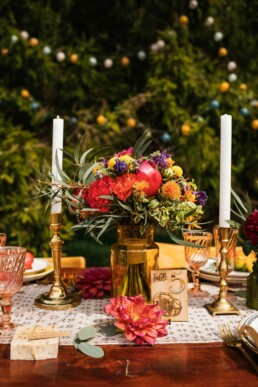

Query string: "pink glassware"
[[0, 246, 26, 330], [0, 233, 6, 247]]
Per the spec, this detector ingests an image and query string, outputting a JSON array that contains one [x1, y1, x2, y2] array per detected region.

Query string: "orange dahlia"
[[112, 174, 136, 202]]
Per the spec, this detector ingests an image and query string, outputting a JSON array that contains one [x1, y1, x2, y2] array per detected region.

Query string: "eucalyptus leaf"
[[73, 338, 81, 350], [78, 325, 96, 341], [100, 324, 118, 337], [78, 342, 104, 358]]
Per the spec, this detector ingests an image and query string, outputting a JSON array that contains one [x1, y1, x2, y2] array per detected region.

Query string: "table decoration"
[[36, 130, 207, 300], [75, 267, 111, 299], [34, 213, 81, 310], [0, 246, 26, 330], [239, 312, 258, 354], [73, 326, 104, 358]]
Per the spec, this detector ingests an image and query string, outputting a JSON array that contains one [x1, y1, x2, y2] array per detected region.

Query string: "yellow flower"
[[108, 157, 117, 170], [166, 157, 175, 167], [134, 180, 149, 192], [172, 165, 183, 177], [161, 181, 181, 200], [119, 155, 133, 164], [184, 190, 196, 202]]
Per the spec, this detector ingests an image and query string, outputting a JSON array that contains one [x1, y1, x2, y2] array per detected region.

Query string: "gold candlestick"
[[35, 213, 81, 310], [205, 227, 240, 316]]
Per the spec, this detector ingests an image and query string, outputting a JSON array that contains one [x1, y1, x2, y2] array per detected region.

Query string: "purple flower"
[[194, 191, 208, 206], [152, 150, 171, 168], [114, 159, 127, 174]]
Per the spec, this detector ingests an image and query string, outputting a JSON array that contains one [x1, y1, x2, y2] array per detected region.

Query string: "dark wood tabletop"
[[0, 269, 258, 387]]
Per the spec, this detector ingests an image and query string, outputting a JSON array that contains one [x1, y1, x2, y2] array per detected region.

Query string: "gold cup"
[[205, 227, 240, 316], [34, 213, 81, 310]]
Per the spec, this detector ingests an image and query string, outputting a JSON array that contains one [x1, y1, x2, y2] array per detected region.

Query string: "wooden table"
[[0, 269, 257, 387]]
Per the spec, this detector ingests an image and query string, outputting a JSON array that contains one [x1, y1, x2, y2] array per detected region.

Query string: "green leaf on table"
[[78, 325, 96, 341], [100, 324, 118, 337], [73, 337, 81, 350], [78, 342, 104, 358]]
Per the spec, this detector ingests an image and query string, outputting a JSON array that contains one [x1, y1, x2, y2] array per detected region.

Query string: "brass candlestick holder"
[[35, 213, 81, 310], [205, 227, 240, 316]]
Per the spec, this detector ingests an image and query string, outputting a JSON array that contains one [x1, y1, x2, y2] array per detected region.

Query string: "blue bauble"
[[161, 132, 171, 143], [30, 102, 40, 111], [69, 116, 77, 124], [240, 107, 249, 116], [210, 100, 220, 109]]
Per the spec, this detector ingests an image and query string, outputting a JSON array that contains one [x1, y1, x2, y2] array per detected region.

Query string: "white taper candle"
[[51, 115, 64, 213]]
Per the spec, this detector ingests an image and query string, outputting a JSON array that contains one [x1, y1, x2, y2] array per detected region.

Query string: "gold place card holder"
[[34, 213, 81, 310]]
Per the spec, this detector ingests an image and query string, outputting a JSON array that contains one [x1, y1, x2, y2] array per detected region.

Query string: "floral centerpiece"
[[38, 131, 207, 300]]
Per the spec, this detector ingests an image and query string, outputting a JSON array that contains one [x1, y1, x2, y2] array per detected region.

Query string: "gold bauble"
[[70, 54, 78, 63], [179, 15, 189, 25], [127, 118, 136, 128], [121, 56, 130, 66], [21, 89, 30, 98], [218, 47, 228, 57], [220, 82, 230, 93], [29, 38, 39, 47], [96, 115, 107, 125], [181, 124, 191, 136], [240, 83, 247, 91], [1, 48, 9, 55], [251, 119, 258, 130]]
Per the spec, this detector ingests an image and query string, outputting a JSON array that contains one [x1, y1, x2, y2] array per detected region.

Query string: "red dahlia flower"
[[243, 209, 258, 246], [112, 174, 136, 202], [136, 162, 162, 197], [104, 294, 168, 345], [87, 176, 114, 212], [76, 267, 111, 299]]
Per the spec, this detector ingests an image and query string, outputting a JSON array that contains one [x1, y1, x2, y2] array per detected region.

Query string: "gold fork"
[[219, 323, 258, 373]]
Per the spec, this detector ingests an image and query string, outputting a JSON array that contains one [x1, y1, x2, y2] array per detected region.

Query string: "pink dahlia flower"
[[243, 209, 258, 247], [104, 294, 168, 345], [76, 267, 111, 299]]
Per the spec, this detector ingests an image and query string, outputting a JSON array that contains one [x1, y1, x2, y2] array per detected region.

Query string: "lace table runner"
[[0, 283, 254, 345]]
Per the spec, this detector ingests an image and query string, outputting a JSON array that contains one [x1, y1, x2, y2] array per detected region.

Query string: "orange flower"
[[161, 181, 181, 200], [134, 180, 149, 193], [184, 190, 196, 202], [112, 174, 136, 202]]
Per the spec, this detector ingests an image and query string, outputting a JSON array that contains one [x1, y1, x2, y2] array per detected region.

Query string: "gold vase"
[[110, 225, 159, 302]]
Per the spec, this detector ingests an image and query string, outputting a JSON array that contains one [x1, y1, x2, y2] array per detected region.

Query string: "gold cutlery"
[[219, 323, 258, 373]]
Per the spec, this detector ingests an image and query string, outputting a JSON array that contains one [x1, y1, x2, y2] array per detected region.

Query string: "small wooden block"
[[151, 268, 188, 321], [11, 326, 59, 360]]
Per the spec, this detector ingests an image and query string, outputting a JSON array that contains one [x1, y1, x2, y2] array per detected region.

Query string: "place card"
[[151, 269, 188, 322]]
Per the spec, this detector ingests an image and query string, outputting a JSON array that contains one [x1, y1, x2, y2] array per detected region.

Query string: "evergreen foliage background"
[[0, 0, 258, 264]]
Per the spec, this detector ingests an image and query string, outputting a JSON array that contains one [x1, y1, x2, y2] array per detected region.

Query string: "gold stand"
[[205, 227, 240, 316], [35, 213, 81, 310]]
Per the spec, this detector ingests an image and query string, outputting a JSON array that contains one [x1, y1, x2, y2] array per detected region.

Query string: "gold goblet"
[[0, 246, 26, 330], [183, 231, 213, 297]]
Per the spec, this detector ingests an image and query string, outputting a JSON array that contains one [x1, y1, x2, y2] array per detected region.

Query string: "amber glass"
[[0, 246, 26, 330], [0, 233, 6, 247], [183, 231, 213, 297], [111, 225, 159, 302]]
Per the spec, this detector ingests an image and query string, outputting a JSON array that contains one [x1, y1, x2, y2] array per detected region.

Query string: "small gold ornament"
[[240, 83, 247, 91], [251, 119, 258, 130], [70, 54, 78, 63], [181, 124, 190, 136], [29, 38, 39, 47], [21, 89, 30, 98], [127, 118, 136, 128], [96, 115, 107, 125], [121, 56, 130, 66], [220, 82, 230, 93], [218, 47, 228, 57], [179, 15, 189, 25], [1, 48, 9, 55]]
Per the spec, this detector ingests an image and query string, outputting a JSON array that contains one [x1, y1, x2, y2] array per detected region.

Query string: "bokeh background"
[[0, 0, 258, 266]]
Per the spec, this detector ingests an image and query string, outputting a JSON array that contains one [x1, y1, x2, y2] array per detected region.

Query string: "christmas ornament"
[[251, 119, 258, 130], [220, 82, 230, 93], [218, 47, 228, 57], [29, 38, 39, 47], [250, 99, 258, 106], [1, 48, 9, 55], [56, 51, 66, 62], [240, 83, 247, 91], [189, 0, 198, 9], [137, 51, 146, 61], [69, 116, 77, 125], [156, 40, 166, 49], [214, 32, 223, 42], [181, 124, 191, 136], [240, 107, 249, 116], [89, 57, 97, 66], [96, 115, 107, 125], [20, 89, 30, 98], [70, 54, 78, 63], [121, 56, 130, 66], [161, 132, 171, 143], [104, 58, 113, 68], [210, 100, 220, 109], [43, 46, 51, 55], [31, 102, 40, 111], [11, 35, 18, 43], [20, 31, 29, 40], [228, 73, 237, 82], [127, 118, 136, 128], [227, 61, 237, 71], [150, 43, 159, 52], [179, 15, 189, 25], [205, 16, 214, 27]]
